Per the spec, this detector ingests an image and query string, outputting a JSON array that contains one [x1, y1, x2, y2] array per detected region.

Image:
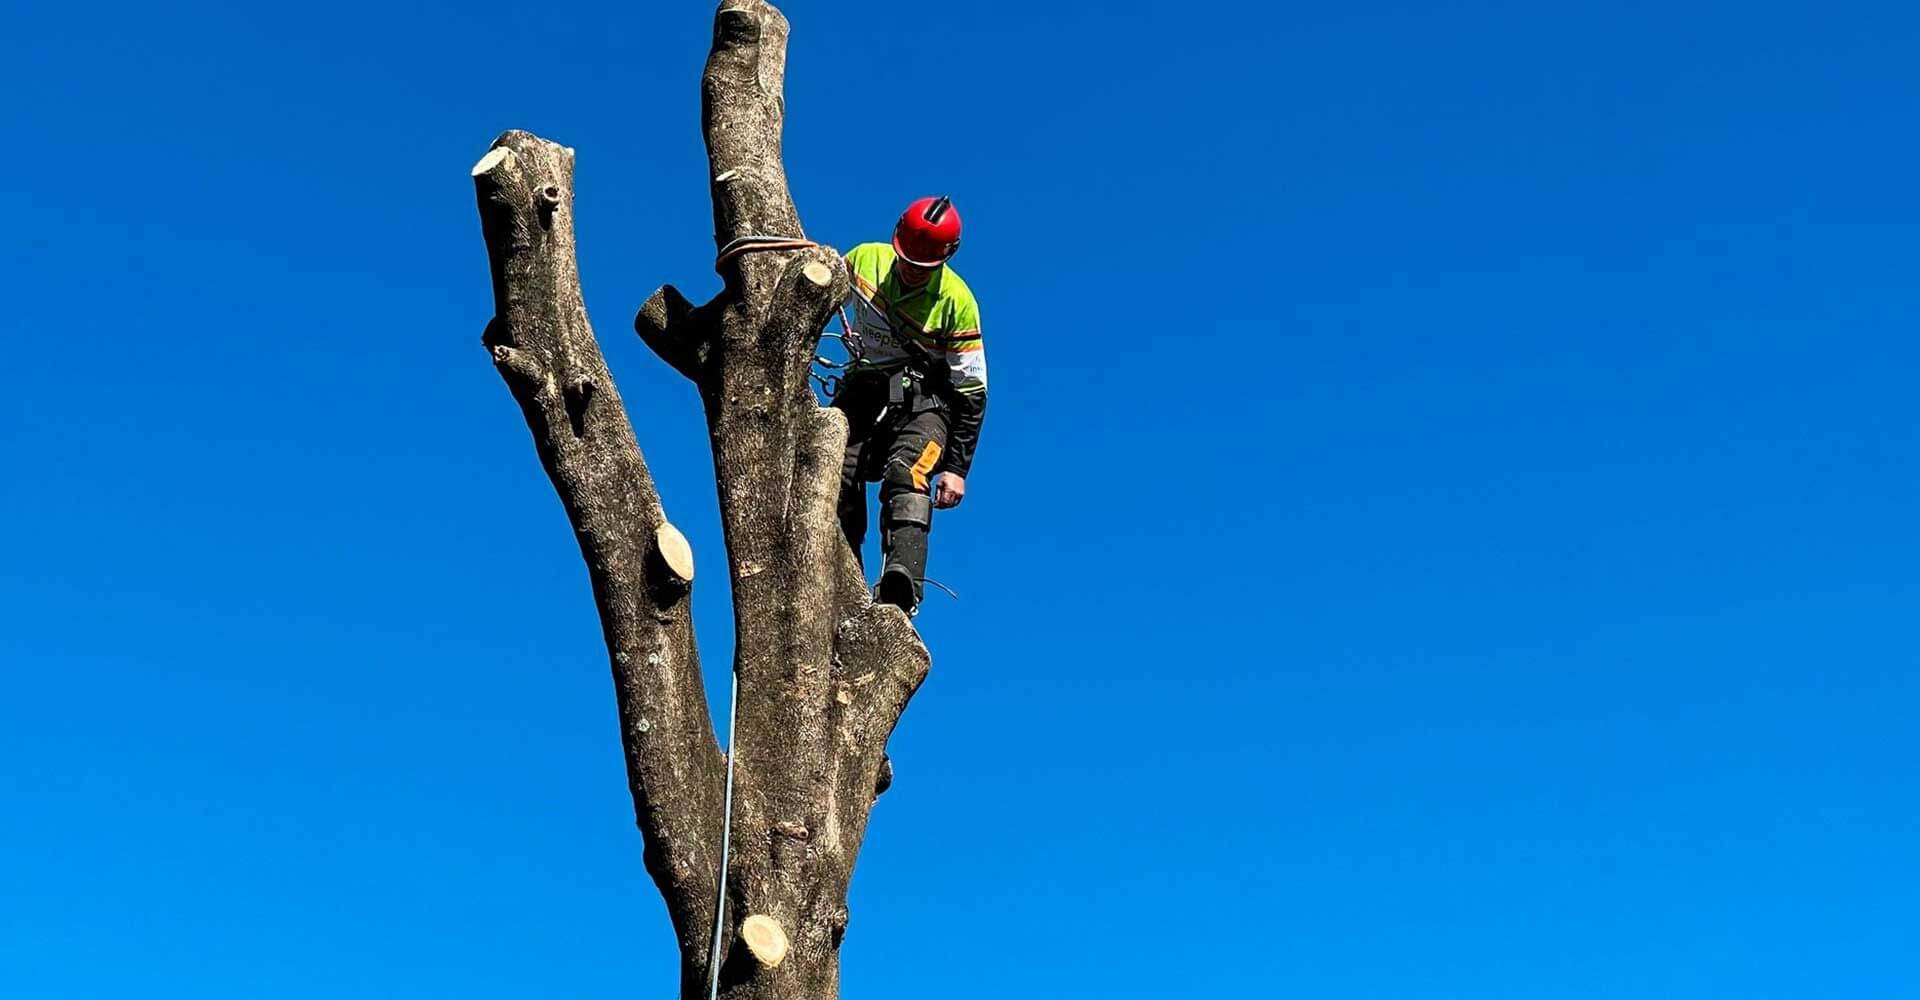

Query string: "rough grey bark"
[[472, 3, 929, 999]]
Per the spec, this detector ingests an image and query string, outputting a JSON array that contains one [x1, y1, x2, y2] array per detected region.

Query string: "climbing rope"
[[810, 306, 862, 398], [707, 671, 740, 1000]]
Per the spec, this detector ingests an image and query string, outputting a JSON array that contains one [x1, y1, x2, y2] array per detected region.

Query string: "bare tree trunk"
[[472, 3, 929, 998]]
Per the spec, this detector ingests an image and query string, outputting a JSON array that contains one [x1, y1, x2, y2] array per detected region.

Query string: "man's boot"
[[876, 492, 931, 613]]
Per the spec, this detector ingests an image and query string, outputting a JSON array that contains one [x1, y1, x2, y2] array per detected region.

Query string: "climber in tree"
[[833, 196, 987, 614]]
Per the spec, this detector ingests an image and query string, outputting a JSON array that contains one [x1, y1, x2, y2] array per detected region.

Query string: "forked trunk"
[[472, 4, 929, 998]]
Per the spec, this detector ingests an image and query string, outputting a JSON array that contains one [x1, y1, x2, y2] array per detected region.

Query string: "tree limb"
[[472, 131, 725, 954]]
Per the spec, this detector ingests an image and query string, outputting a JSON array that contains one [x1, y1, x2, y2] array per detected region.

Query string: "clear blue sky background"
[[3, 1, 1916, 996]]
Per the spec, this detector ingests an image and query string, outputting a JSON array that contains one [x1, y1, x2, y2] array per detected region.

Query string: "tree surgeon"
[[833, 196, 988, 614]]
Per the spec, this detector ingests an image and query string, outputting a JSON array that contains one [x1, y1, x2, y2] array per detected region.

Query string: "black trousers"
[[833, 379, 948, 567]]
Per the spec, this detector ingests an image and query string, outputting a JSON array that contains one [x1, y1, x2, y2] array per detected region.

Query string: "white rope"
[[707, 671, 740, 1000]]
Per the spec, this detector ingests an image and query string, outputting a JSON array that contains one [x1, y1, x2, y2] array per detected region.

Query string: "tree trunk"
[[472, 3, 929, 998]]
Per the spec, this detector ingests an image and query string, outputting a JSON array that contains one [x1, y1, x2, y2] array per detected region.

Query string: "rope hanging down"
[[707, 672, 739, 1000]]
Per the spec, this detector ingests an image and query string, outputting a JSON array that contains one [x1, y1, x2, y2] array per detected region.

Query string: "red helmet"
[[892, 195, 962, 267]]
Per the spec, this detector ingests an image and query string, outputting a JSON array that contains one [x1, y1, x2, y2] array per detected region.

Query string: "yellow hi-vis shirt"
[[842, 242, 988, 477]]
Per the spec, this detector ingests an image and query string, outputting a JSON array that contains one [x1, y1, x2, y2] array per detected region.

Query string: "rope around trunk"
[[714, 235, 822, 272]]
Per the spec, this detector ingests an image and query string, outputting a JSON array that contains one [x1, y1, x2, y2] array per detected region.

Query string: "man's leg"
[[832, 389, 877, 567], [875, 410, 948, 613], [838, 437, 870, 568]]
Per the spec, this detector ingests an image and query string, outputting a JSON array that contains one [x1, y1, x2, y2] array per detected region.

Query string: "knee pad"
[[886, 492, 932, 529]]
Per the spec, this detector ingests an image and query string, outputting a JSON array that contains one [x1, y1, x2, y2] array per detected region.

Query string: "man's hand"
[[934, 474, 966, 509]]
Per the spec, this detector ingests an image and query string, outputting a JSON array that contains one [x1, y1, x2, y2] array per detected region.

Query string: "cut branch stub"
[[740, 914, 790, 968], [635, 283, 712, 382], [655, 521, 696, 584], [470, 146, 514, 177]]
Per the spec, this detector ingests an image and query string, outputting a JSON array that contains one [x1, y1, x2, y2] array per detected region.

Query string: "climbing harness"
[[707, 671, 740, 1000]]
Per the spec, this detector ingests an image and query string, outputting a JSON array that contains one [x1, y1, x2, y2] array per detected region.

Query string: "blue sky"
[[4, 1, 1917, 996]]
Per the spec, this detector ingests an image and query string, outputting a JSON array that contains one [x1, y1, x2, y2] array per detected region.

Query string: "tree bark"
[[473, 3, 930, 998]]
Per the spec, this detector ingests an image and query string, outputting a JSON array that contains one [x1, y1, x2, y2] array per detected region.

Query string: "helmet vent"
[[923, 196, 952, 224]]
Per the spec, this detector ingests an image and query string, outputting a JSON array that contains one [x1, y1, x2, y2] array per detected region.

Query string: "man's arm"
[[935, 300, 985, 506], [941, 385, 985, 476]]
